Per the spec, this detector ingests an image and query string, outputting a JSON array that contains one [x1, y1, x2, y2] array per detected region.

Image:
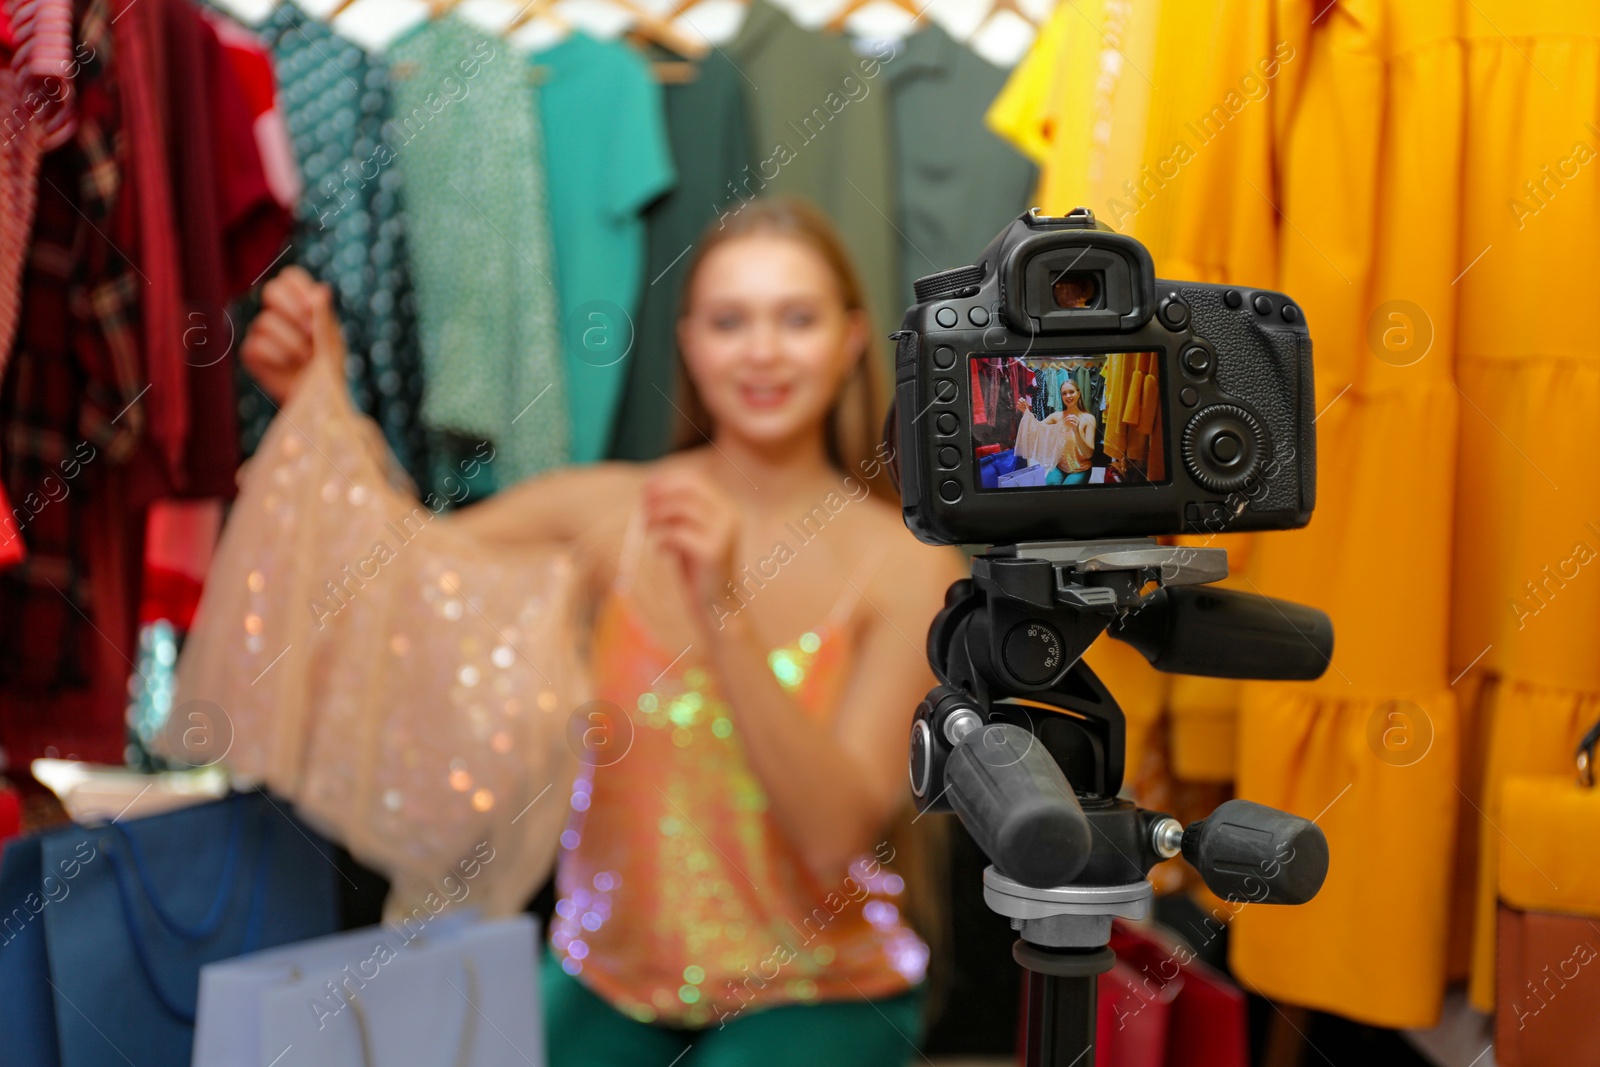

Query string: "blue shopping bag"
[[0, 833, 69, 1067], [30, 791, 339, 1067]]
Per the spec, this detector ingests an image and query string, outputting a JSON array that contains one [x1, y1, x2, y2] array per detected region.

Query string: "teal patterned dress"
[[241, 5, 430, 490]]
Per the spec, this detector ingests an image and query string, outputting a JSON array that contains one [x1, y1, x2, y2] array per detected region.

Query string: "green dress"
[[389, 14, 569, 486], [885, 25, 1038, 298], [726, 0, 902, 348]]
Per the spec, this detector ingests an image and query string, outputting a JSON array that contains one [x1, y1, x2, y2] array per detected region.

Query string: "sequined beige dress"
[[163, 357, 589, 920]]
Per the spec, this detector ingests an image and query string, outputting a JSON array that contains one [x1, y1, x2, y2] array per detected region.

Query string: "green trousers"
[[541, 953, 929, 1067]]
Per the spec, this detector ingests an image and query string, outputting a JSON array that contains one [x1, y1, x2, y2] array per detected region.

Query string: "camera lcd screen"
[[970, 353, 1167, 490]]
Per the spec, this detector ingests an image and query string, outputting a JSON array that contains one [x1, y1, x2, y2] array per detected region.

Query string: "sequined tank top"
[[549, 515, 928, 1026]]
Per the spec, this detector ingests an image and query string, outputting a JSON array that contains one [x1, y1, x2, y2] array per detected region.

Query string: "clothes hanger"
[[825, 0, 925, 35], [664, 0, 737, 18], [504, 0, 566, 34], [614, 0, 710, 60], [325, 0, 361, 20], [985, 0, 1036, 28]]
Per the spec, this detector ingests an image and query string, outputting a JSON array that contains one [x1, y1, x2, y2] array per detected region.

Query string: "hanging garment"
[[1438, 0, 1600, 1014], [608, 49, 752, 462], [727, 0, 901, 351], [1013, 411, 1066, 471], [532, 32, 674, 464], [166, 354, 589, 920], [246, 4, 430, 491], [199, 9, 301, 213], [0, 0, 136, 768], [114, 0, 187, 476], [160, 0, 292, 499], [548, 514, 925, 1027], [0, 0, 77, 371], [390, 14, 568, 486], [884, 23, 1037, 296], [989, 0, 1290, 783]]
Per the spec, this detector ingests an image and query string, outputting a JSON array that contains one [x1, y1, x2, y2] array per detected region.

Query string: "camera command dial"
[[1182, 405, 1266, 493]]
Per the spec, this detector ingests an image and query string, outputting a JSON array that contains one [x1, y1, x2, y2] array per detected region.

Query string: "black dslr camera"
[[889, 207, 1315, 546], [887, 210, 1332, 1067]]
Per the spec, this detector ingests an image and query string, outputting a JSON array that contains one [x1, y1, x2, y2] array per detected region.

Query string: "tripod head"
[[909, 540, 1333, 1065]]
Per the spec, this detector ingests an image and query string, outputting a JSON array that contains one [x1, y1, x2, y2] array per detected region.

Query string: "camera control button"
[[935, 307, 959, 328], [1281, 304, 1301, 323], [933, 345, 957, 369], [933, 378, 959, 403], [936, 413, 959, 435], [967, 307, 990, 327], [1223, 289, 1243, 309], [1180, 387, 1200, 407], [1158, 296, 1190, 330], [938, 479, 963, 504], [1182, 405, 1266, 493], [1181, 346, 1211, 376], [1252, 294, 1272, 316], [937, 446, 960, 469]]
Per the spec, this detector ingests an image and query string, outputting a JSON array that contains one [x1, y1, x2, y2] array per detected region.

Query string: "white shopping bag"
[[193, 912, 543, 1067], [999, 463, 1049, 488]]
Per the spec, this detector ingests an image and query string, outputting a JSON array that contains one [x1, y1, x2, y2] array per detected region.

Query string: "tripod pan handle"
[[945, 723, 1093, 889]]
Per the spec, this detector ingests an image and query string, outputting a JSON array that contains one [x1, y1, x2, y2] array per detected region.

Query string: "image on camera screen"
[[971, 353, 1167, 490]]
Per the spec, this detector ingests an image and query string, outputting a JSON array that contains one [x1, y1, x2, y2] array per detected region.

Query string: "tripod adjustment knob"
[[1180, 799, 1329, 906], [1001, 620, 1065, 686], [1150, 816, 1184, 860]]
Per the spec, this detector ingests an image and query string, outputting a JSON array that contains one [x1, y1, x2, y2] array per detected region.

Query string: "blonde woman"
[[1016, 377, 1096, 485]]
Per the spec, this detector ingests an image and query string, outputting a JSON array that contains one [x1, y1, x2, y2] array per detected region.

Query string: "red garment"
[[142, 0, 288, 499], [971, 359, 987, 424], [0, 0, 140, 770], [7, 0, 77, 148], [111, 0, 186, 479], [194, 10, 290, 299], [0, 488, 22, 568], [201, 7, 300, 211]]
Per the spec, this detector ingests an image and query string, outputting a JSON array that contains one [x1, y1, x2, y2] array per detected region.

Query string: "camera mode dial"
[[1182, 405, 1266, 493]]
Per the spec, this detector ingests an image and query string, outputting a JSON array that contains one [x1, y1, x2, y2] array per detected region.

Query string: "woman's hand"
[[239, 267, 346, 404], [1015, 396, 1030, 415], [640, 467, 741, 637]]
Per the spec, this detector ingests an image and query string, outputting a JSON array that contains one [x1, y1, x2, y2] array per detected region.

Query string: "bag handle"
[[101, 793, 274, 1023], [104, 792, 247, 942], [346, 955, 480, 1067], [1579, 718, 1600, 788]]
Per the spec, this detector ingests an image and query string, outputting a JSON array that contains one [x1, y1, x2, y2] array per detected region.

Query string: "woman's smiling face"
[[677, 233, 867, 449], [1061, 379, 1080, 411]]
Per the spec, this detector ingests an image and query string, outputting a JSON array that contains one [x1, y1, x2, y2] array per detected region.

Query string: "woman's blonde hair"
[[670, 197, 896, 504], [670, 196, 951, 1019]]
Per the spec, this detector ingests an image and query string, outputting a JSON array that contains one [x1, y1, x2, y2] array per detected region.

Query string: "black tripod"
[[908, 540, 1333, 1067]]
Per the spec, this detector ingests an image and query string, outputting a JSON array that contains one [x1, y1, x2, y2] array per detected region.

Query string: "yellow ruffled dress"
[[990, 0, 1600, 1027]]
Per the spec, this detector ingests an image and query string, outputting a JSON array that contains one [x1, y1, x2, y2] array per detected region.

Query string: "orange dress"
[[548, 531, 927, 1027]]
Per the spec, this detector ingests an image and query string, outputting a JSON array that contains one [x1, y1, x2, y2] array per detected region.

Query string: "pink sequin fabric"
[[168, 358, 589, 919]]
